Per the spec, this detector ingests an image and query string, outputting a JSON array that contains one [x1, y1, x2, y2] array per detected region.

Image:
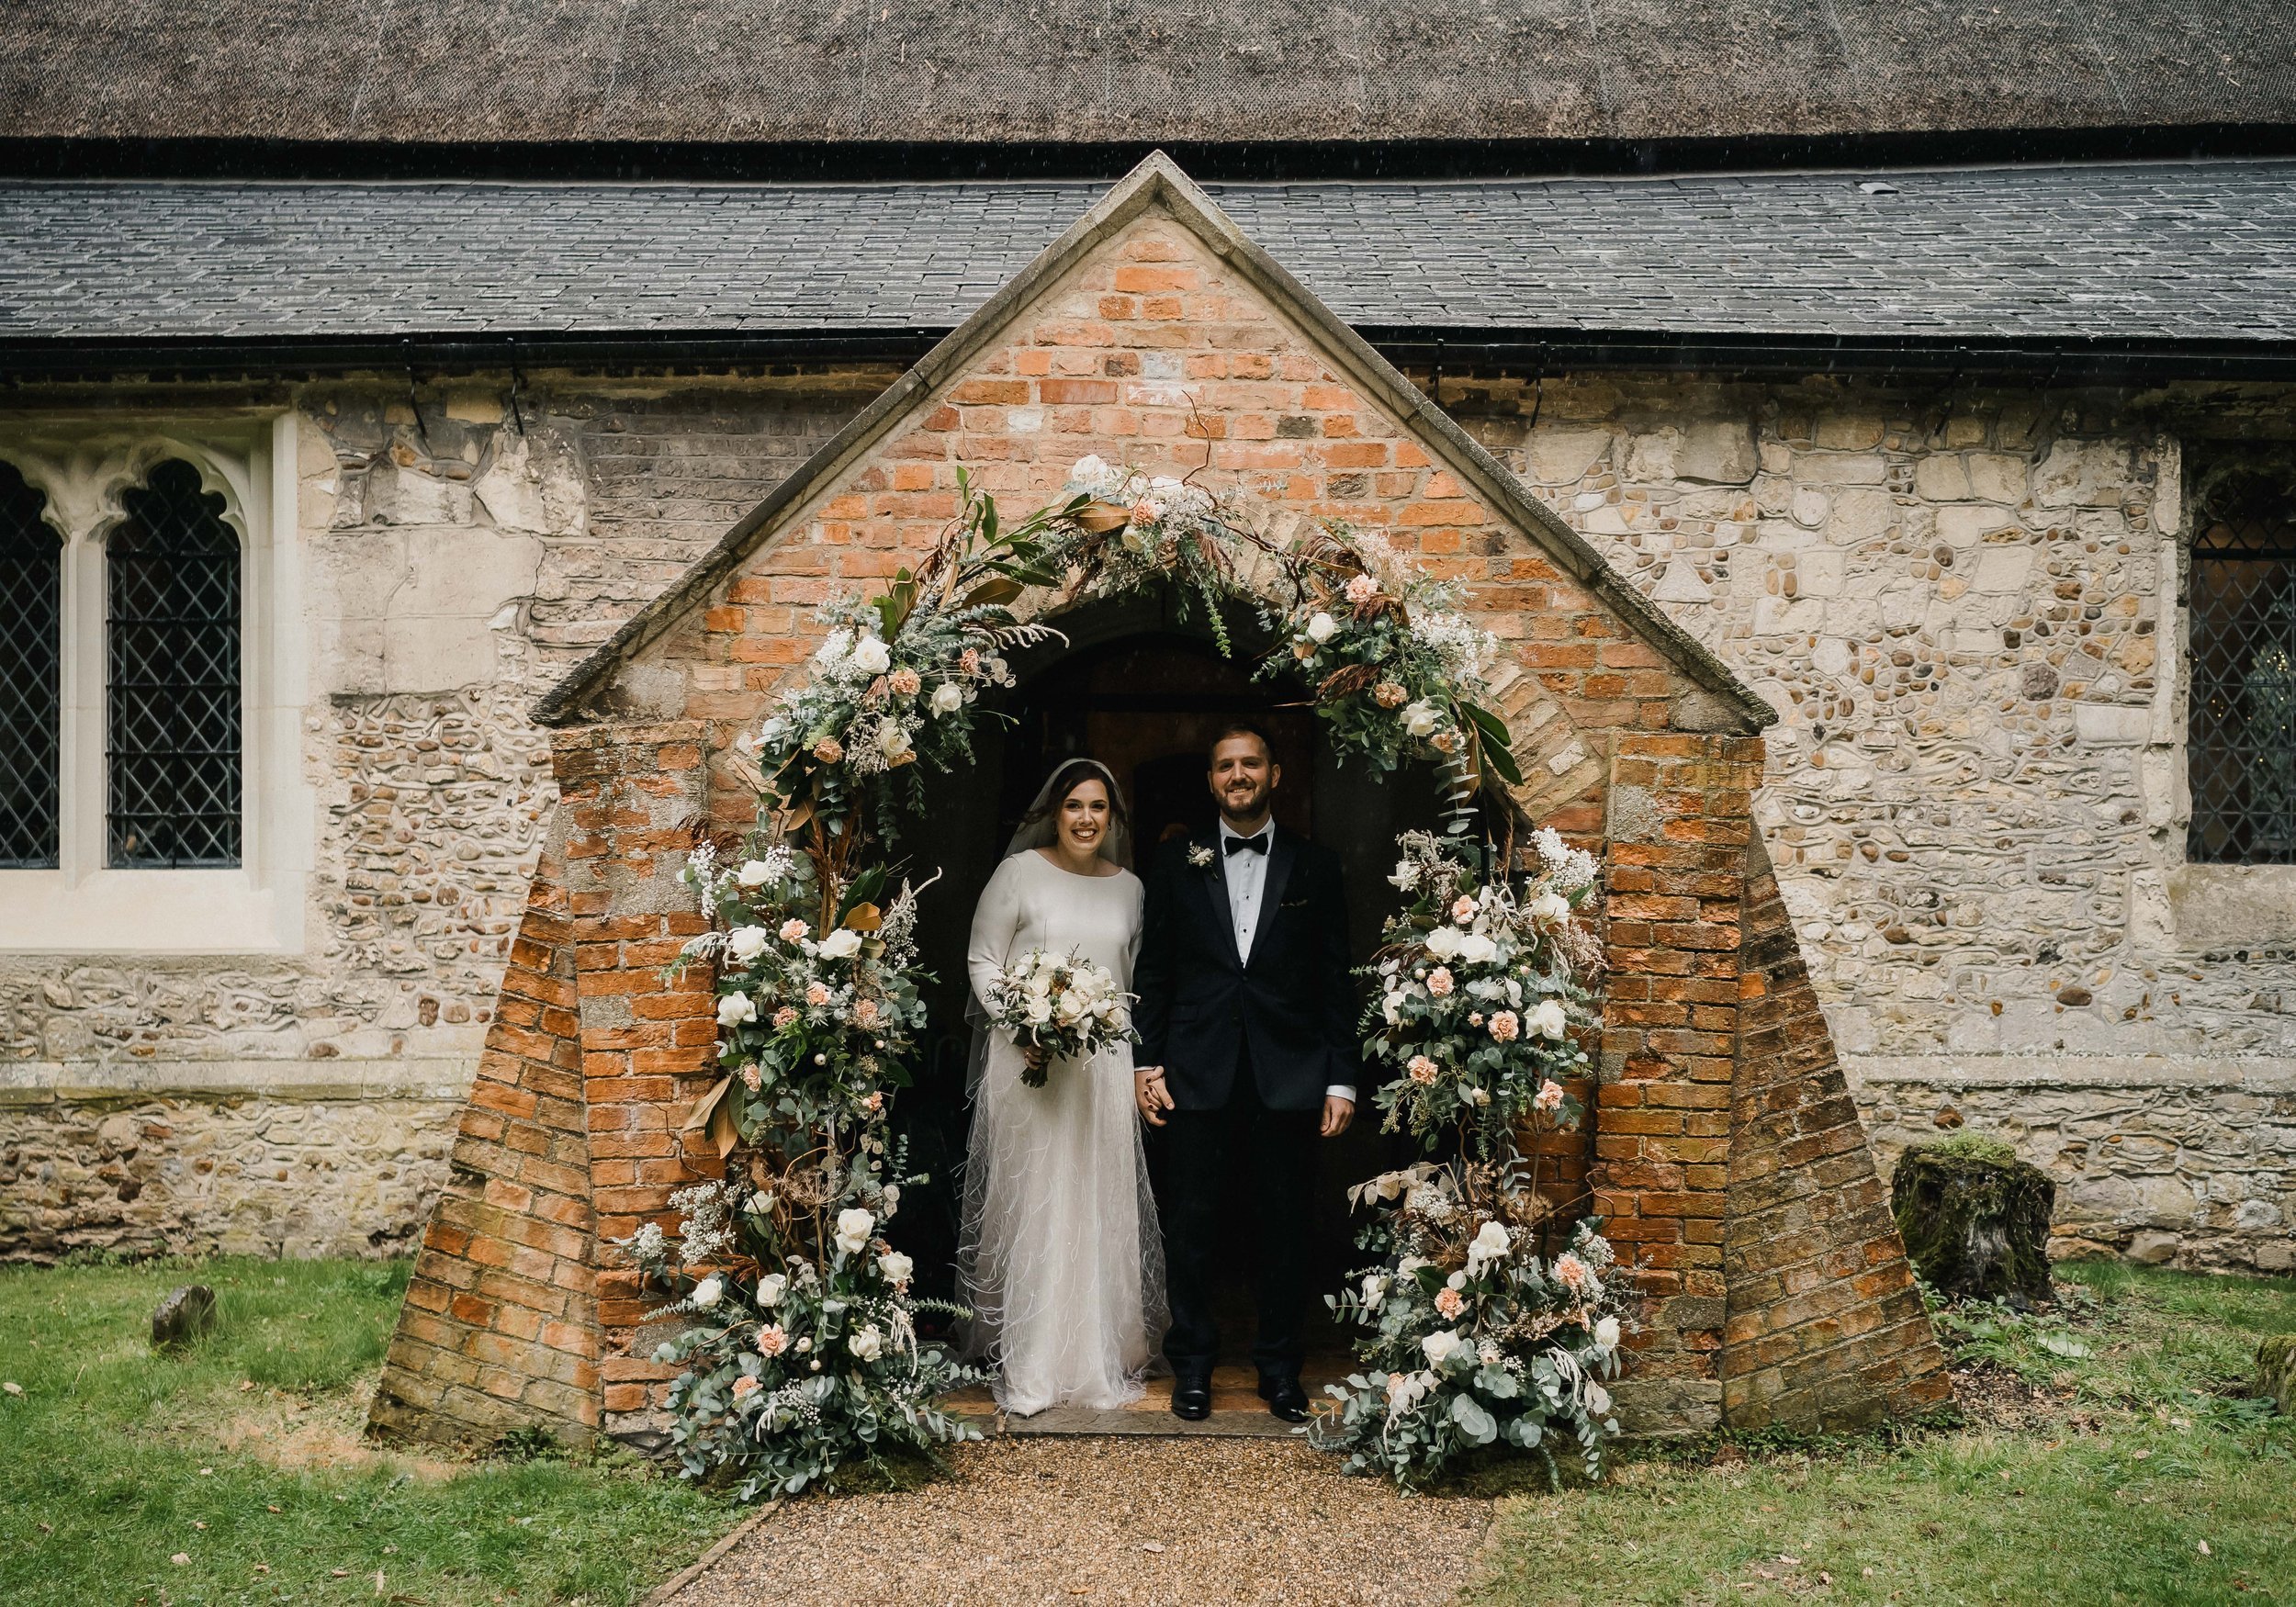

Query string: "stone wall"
[[6, 361, 2294, 1275], [0, 372, 883, 1262]]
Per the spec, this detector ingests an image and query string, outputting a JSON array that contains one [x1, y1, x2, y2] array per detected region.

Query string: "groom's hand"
[[1134, 1067, 1175, 1128], [1321, 1095, 1355, 1138]]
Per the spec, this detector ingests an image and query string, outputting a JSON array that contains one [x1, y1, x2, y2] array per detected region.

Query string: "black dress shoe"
[[1170, 1377, 1212, 1421], [1258, 1375, 1309, 1423]]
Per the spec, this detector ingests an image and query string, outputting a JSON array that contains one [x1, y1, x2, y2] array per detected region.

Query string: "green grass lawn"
[[2, 1253, 2289, 1606], [1469, 1260, 2296, 1606], [0, 1256, 737, 1607]]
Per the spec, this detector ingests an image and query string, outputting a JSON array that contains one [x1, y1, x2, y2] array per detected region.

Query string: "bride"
[[959, 759, 1167, 1415]]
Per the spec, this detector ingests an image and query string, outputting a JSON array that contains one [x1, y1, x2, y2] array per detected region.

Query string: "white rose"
[[757, 1273, 787, 1307], [716, 993, 758, 1028], [726, 926, 771, 964], [1025, 968, 1052, 996], [1361, 1274, 1388, 1309], [1424, 926, 1463, 961], [816, 927, 863, 961], [1465, 1219, 1512, 1276], [736, 859, 775, 888], [1532, 890, 1570, 925], [878, 718, 911, 761], [848, 1324, 884, 1361], [877, 1251, 914, 1287], [930, 681, 964, 715], [1421, 1329, 1467, 1368], [1305, 611, 1338, 645], [850, 635, 892, 674], [1458, 933, 1498, 965], [1401, 700, 1441, 737], [1584, 1381, 1613, 1417], [1528, 998, 1569, 1040], [689, 1275, 723, 1309], [1594, 1316, 1621, 1351], [1381, 990, 1409, 1026], [834, 1208, 875, 1256], [1024, 995, 1053, 1024], [1056, 990, 1087, 1020], [1389, 860, 1420, 891]]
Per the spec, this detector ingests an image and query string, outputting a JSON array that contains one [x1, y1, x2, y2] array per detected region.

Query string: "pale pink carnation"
[[779, 918, 809, 942], [887, 667, 922, 697], [851, 997, 880, 1028], [1426, 967, 1454, 997], [755, 1325, 788, 1357], [1407, 1055, 1439, 1084], [1373, 680, 1408, 708], [805, 982, 830, 1006], [1534, 1079, 1566, 1113], [1435, 1287, 1466, 1320], [730, 1374, 761, 1400], [771, 1005, 800, 1030], [1488, 1010, 1520, 1043], [1451, 896, 1477, 926], [1554, 1253, 1593, 1293], [738, 1063, 762, 1092], [813, 736, 844, 763], [863, 1091, 884, 1113], [960, 647, 981, 674], [1345, 573, 1380, 605]]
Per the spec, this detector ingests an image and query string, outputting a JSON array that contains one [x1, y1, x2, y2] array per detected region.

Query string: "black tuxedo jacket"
[[1134, 824, 1359, 1112]]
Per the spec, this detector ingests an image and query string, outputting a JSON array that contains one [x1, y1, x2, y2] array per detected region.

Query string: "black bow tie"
[[1224, 832, 1269, 856]]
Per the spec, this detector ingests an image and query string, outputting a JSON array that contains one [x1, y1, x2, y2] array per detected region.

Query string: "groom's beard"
[[1218, 785, 1271, 831]]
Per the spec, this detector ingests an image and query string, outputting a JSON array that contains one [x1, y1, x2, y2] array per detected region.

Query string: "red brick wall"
[[368, 832, 601, 1446], [1722, 836, 1953, 1429]]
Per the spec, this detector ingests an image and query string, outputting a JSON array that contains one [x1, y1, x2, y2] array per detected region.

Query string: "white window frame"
[[0, 414, 309, 953]]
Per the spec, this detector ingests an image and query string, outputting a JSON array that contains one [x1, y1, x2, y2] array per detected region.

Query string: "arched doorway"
[[892, 586, 1446, 1376]]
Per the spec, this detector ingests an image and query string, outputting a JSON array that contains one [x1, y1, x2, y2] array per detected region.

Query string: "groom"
[[1132, 723, 1358, 1422]]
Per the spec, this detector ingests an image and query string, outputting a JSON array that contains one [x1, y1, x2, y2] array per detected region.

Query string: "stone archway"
[[368, 153, 1949, 1452]]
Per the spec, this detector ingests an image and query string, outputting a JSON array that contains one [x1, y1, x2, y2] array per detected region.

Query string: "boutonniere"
[[1187, 843, 1215, 870]]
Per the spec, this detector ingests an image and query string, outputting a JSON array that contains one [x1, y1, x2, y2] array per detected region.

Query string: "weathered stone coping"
[[0, 1057, 475, 1104], [1847, 1055, 2296, 1093]]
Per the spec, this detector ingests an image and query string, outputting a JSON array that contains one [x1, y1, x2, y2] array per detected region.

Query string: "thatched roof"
[[4, 0, 2290, 146]]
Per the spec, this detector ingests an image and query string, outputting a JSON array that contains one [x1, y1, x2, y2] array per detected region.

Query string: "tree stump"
[[152, 1284, 217, 1350], [1889, 1137, 2055, 1305], [2260, 1336, 2295, 1416]]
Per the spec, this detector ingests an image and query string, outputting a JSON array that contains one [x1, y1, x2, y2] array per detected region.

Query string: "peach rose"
[[1435, 1287, 1466, 1320], [1488, 1011, 1520, 1043], [1426, 967, 1454, 997]]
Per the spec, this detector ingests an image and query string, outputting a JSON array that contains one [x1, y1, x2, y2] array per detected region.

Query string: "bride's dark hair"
[[1021, 759, 1131, 837]]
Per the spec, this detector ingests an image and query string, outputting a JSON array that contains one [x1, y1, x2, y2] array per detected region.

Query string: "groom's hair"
[[1022, 759, 1131, 833], [1207, 720, 1275, 763]]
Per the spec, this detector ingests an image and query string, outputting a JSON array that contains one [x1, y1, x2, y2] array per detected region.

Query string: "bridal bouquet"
[[983, 949, 1137, 1087]]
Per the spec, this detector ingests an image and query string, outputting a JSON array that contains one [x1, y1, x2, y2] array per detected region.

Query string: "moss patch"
[[1891, 1142, 2055, 1303]]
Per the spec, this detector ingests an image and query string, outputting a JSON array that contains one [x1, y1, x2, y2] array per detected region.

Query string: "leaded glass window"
[[106, 458, 242, 868], [2187, 466, 2296, 864], [0, 462, 62, 868]]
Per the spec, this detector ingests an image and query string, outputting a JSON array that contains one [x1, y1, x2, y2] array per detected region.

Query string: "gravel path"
[[664, 1438, 1493, 1606]]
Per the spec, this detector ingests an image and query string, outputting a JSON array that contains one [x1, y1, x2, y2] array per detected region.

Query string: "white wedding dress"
[[959, 845, 1168, 1415]]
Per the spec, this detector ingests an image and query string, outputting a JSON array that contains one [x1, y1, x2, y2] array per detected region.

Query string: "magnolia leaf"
[[962, 577, 1024, 609], [841, 903, 883, 933], [1461, 701, 1525, 786], [681, 1073, 742, 1159]]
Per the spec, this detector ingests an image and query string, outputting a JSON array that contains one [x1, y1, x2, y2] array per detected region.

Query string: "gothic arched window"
[[2188, 466, 2296, 864], [106, 458, 242, 868], [0, 461, 62, 868]]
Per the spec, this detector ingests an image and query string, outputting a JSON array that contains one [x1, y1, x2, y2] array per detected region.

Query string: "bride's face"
[[1057, 779, 1112, 857]]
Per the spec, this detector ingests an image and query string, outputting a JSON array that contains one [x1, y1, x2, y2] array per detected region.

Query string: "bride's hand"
[[1133, 1067, 1174, 1128]]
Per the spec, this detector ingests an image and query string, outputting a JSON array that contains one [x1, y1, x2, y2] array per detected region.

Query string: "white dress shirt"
[[1219, 817, 1354, 1106]]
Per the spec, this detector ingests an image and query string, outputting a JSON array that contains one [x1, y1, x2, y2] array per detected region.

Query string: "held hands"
[[1133, 1066, 1175, 1127]]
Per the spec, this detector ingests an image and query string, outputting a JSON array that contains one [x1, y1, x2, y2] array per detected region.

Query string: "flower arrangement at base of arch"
[[629, 455, 1615, 1498], [1306, 826, 1627, 1489]]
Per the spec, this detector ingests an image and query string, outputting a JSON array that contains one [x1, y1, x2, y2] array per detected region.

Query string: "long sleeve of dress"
[[967, 856, 1025, 1016]]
